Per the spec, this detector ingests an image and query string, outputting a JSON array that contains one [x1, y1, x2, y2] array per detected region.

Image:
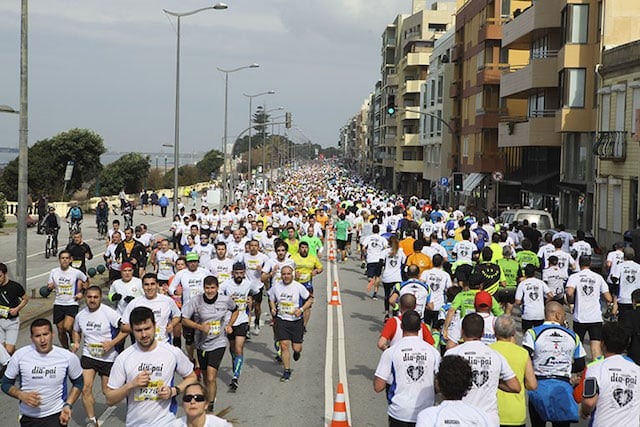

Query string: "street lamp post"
[[217, 64, 259, 205], [243, 91, 275, 187], [163, 3, 228, 217]]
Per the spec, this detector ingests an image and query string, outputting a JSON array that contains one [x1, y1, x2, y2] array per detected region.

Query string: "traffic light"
[[453, 172, 463, 192], [387, 95, 396, 116], [285, 112, 292, 129]]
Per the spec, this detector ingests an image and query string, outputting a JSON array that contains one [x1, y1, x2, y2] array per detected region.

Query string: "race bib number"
[[218, 273, 230, 282], [58, 284, 73, 296], [134, 380, 163, 401], [279, 301, 295, 315], [235, 298, 247, 311], [88, 343, 104, 358], [71, 260, 82, 268], [159, 260, 172, 272], [0, 305, 9, 318], [299, 273, 311, 283], [155, 326, 164, 342], [208, 320, 221, 337]]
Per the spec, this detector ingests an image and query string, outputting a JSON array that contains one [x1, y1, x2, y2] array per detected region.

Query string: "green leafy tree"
[[253, 106, 270, 141], [162, 164, 200, 188], [196, 149, 223, 180], [93, 153, 150, 196], [0, 128, 106, 200]]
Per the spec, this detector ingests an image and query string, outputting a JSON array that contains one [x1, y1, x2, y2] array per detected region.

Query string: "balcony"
[[403, 133, 420, 146], [477, 64, 504, 86], [465, 153, 504, 173], [405, 52, 430, 67], [555, 108, 597, 133], [382, 158, 395, 168], [404, 80, 423, 94], [500, 55, 558, 98], [451, 42, 463, 62], [502, 0, 562, 49], [450, 81, 461, 98], [498, 115, 561, 148], [401, 109, 421, 120], [475, 108, 505, 129], [593, 131, 627, 162], [396, 160, 424, 174], [478, 17, 507, 42]]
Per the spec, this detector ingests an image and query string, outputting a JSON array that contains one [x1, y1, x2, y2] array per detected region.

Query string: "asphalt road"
[[0, 215, 593, 426]]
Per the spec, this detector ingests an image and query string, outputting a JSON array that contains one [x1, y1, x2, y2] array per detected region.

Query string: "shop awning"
[[462, 173, 486, 195]]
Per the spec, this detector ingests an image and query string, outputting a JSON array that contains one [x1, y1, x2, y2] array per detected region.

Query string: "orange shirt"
[[399, 237, 415, 257], [316, 213, 329, 230], [406, 252, 433, 277]]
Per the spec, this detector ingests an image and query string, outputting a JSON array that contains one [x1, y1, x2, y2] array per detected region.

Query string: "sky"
[[0, 0, 417, 154]]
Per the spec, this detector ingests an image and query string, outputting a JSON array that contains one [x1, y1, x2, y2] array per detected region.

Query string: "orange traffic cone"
[[328, 282, 341, 306], [330, 382, 350, 426], [329, 246, 336, 262]]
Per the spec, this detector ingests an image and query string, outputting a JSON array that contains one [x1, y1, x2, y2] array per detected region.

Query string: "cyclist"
[[65, 201, 83, 234], [41, 206, 61, 253], [122, 199, 134, 228], [95, 198, 109, 240]]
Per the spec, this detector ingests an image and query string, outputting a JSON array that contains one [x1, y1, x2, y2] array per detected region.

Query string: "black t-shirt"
[[0, 280, 26, 319], [65, 242, 93, 273]]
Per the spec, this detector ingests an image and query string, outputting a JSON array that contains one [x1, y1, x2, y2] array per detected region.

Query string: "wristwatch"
[[63, 402, 72, 410]]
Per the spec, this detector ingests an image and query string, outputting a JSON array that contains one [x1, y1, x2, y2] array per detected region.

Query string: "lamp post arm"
[[394, 107, 456, 136]]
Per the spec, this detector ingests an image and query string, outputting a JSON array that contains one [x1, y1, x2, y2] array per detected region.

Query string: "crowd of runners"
[[0, 161, 639, 426]]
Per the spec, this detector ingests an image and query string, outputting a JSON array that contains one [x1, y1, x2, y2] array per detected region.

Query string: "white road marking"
[[97, 405, 117, 425], [334, 260, 352, 427], [325, 258, 334, 426]]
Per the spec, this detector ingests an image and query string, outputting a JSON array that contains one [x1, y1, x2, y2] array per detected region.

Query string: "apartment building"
[[595, 41, 640, 249], [375, 1, 456, 197], [420, 28, 456, 206], [451, 0, 530, 213]]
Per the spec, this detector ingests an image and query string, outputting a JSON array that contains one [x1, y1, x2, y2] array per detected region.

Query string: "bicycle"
[[97, 217, 108, 240], [68, 219, 81, 242], [44, 227, 58, 259]]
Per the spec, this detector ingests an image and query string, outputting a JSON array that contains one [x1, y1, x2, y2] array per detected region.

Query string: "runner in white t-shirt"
[[419, 254, 452, 328], [415, 354, 491, 427], [106, 306, 196, 427], [207, 242, 235, 285], [444, 313, 520, 426], [374, 310, 441, 424], [515, 265, 553, 332], [2, 318, 84, 425], [46, 250, 88, 350], [171, 382, 233, 427], [152, 239, 178, 284], [72, 286, 127, 426]]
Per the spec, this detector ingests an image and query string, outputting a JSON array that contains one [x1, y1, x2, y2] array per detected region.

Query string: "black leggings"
[[383, 282, 396, 312], [528, 400, 571, 427]]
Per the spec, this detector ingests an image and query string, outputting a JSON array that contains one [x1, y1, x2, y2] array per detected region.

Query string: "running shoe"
[[253, 325, 261, 336], [85, 418, 98, 427], [229, 377, 239, 392], [280, 369, 292, 382], [293, 350, 301, 361], [372, 292, 378, 300], [361, 261, 366, 269]]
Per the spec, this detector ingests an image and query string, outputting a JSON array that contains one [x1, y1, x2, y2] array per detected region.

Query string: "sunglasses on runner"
[[183, 394, 207, 403]]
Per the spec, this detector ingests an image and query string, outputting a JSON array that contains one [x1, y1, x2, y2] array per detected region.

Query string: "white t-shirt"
[[107, 342, 193, 427], [445, 340, 516, 426], [374, 336, 441, 422], [263, 257, 296, 286], [537, 243, 555, 265], [415, 400, 490, 426], [122, 295, 181, 343], [550, 250, 576, 276], [104, 243, 121, 272], [73, 304, 122, 362], [5, 345, 83, 419], [420, 221, 434, 238], [515, 277, 550, 321], [478, 312, 496, 344], [109, 277, 143, 315], [610, 260, 640, 304], [172, 414, 233, 427], [235, 252, 269, 287], [453, 240, 477, 263], [193, 244, 215, 267], [48, 267, 87, 306], [155, 249, 178, 281], [207, 258, 235, 284], [542, 265, 568, 298], [606, 250, 625, 282], [585, 354, 640, 426], [0, 343, 9, 366], [566, 269, 609, 323], [226, 239, 247, 260], [169, 267, 210, 307], [267, 281, 310, 322], [570, 240, 592, 258], [363, 234, 389, 263], [381, 248, 407, 284], [260, 235, 276, 256], [219, 278, 262, 325], [420, 268, 452, 311]]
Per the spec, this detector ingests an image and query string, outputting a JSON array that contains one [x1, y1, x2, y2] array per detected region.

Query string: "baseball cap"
[[121, 262, 134, 271], [474, 291, 492, 308], [185, 252, 200, 262], [232, 261, 246, 271], [624, 247, 636, 258]]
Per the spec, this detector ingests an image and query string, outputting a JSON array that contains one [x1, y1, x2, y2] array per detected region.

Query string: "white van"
[[500, 209, 554, 230]]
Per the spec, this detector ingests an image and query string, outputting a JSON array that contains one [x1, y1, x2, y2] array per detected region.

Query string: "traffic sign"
[[492, 171, 504, 182], [439, 177, 449, 186]]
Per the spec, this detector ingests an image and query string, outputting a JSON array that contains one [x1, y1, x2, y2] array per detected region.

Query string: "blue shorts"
[[301, 281, 314, 294], [528, 378, 579, 422]]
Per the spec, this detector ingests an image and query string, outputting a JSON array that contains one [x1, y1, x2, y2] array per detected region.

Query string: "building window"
[[436, 110, 442, 136], [560, 68, 586, 108], [437, 76, 443, 104], [615, 90, 626, 131], [462, 136, 469, 158], [633, 87, 640, 134], [600, 93, 610, 132], [562, 4, 589, 44], [599, 183, 607, 229], [613, 184, 622, 233]]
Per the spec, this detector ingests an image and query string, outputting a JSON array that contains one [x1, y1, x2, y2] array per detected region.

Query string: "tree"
[[93, 153, 150, 196], [195, 149, 223, 180], [162, 164, 200, 189], [0, 128, 106, 200], [253, 106, 270, 141]]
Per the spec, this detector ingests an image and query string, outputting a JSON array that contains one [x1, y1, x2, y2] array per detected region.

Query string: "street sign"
[[439, 176, 449, 186], [492, 171, 504, 182], [64, 161, 75, 182]]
